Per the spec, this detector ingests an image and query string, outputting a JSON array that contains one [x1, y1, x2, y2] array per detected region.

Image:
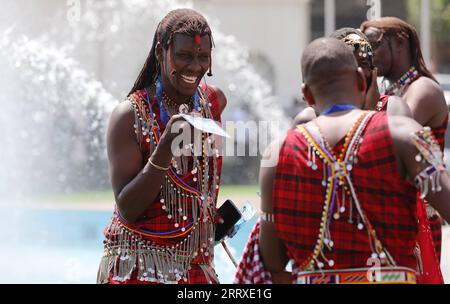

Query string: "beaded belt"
[[296, 267, 417, 284]]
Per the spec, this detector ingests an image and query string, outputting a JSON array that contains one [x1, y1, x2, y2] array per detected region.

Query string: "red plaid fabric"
[[416, 198, 444, 284], [422, 116, 447, 266], [377, 95, 390, 111], [273, 112, 418, 272], [431, 115, 448, 152], [102, 85, 223, 284], [234, 221, 273, 284], [429, 214, 442, 261]]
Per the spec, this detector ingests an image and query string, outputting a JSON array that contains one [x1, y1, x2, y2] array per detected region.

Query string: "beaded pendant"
[[383, 66, 420, 96]]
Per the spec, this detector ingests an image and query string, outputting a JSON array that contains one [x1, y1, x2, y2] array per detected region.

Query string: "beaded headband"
[[341, 33, 375, 69]]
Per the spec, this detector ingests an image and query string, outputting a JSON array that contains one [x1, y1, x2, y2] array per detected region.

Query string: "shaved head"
[[301, 38, 366, 111], [302, 38, 358, 89]]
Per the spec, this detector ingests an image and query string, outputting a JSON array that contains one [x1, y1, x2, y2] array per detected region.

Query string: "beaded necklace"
[[162, 92, 194, 115], [382, 66, 420, 96], [155, 77, 200, 125], [297, 112, 396, 272], [137, 79, 218, 233]]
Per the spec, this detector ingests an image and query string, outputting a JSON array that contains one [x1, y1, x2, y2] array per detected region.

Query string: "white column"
[[324, 0, 336, 36], [366, 0, 382, 21], [421, 0, 431, 66]]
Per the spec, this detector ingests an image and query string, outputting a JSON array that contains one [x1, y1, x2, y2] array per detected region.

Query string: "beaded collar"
[[382, 66, 420, 96], [155, 77, 200, 125], [162, 91, 195, 116]]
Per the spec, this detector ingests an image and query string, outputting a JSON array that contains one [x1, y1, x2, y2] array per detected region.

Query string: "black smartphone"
[[215, 200, 242, 242]]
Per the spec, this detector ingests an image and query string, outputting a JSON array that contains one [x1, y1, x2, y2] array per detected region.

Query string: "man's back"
[[273, 111, 418, 278]]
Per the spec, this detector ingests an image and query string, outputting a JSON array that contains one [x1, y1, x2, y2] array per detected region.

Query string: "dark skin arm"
[[386, 96, 412, 118], [108, 88, 227, 224], [390, 116, 450, 223], [210, 85, 228, 114], [292, 107, 317, 128], [259, 138, 292, 284], [363, 68, 381, 110], [403, 77, 448, 127], [108, 102, 185, 223]]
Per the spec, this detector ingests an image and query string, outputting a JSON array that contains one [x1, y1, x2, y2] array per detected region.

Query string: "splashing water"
[[0, 0, 288, 198], [60, 0, 288, 135], [0, 30, 116, 199]]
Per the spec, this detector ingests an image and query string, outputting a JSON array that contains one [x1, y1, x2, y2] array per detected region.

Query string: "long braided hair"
[[129, 9, 213, 96], [360, 17, 437, 83]]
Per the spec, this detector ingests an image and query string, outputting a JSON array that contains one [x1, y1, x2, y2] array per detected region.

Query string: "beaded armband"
[[411, 127, 447, 199], [261, 212, 275, 223]]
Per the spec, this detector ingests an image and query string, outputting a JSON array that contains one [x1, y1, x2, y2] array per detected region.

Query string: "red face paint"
[[195, 34, 201, 48]]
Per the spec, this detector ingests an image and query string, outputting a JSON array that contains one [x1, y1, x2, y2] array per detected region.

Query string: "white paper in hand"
[[180, 114, 230, 138]]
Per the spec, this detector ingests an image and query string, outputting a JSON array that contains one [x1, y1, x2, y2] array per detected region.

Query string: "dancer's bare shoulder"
[[108, 101, 136, 143], [386, 96, 412, 118], [292, 107, 317, 128], [205, 84, 227, 114], [388, 115, 424, 177], [107, 101, 143, 196], [389, 115, 422, 145], [405, 77, 448, 126]]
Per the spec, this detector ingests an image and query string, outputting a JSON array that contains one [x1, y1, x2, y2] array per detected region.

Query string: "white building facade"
[[195, 0, 311, 106]]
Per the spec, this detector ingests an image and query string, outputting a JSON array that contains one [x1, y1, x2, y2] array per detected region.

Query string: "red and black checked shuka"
[[100, 84, 223, 284], [418, 115, 449, 268], [422, 114, 448, 266], [234, 221, 273, 284], [378, 95, 448, 274], [273, 112, 419, 274]]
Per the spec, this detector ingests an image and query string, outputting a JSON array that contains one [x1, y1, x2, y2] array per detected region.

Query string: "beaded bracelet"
[[411, 127, 446, 198]]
